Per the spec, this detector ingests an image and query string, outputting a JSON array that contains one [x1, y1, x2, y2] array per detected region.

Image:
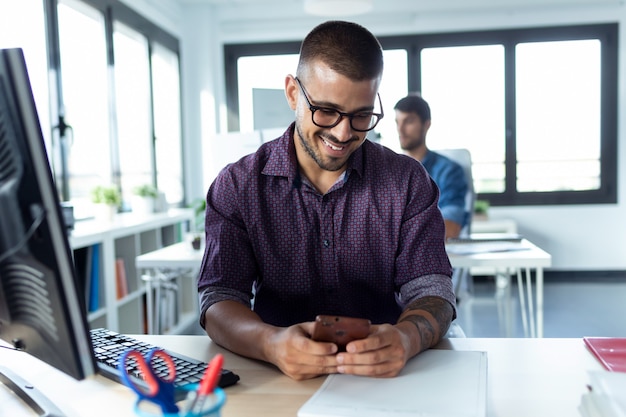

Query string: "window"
[[113, 21, 153, 205], [233, 49, 407, 151], [152, 43, 184, 205], [39, 0, 184, 218], [225, 24, 618, 206], [515, 39, 601, 194], [421, 44, 505, 194], [57, 0, 111, 216], [410, 25, 617, 205], [0, 0, 50, 165]]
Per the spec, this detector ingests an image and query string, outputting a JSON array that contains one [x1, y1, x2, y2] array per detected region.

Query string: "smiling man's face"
[[287, 62, 380, 175]]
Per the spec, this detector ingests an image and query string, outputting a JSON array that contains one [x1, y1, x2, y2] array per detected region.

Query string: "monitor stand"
[[0, 366, 66, 417]]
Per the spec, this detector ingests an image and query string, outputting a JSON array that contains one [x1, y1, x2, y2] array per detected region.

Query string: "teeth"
[[323, 138, 344, 151]]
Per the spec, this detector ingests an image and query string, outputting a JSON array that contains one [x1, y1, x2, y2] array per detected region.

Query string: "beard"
[[295, 123, 362, 172], [400, 131, 426, 152]]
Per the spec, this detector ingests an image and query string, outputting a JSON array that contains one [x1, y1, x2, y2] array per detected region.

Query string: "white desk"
[[137, 237, 551, 337], [447, 238, 552, 338], [0, 336, 605, 417], [135, 240, 204, 334]]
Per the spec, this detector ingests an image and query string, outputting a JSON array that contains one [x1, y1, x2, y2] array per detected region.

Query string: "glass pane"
[[113, 21, 153, 207], [516, 39, 601, 192], [0, 1, 50, 162], [58, 0, 110, 218], [420, 45, 506, 194], [152, 43, 183, 206], [237, 54, 299, 133], [376, 49, 408, 152]]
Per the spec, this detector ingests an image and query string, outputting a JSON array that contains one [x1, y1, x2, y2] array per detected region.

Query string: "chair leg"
[[453, 268, 472, 302]]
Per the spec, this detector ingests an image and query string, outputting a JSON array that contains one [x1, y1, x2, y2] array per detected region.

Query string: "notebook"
[[445, 233, 527, 255], [579, 370, 626, 417], [297, 349, 488, 417], [583, 337, 626, 372]]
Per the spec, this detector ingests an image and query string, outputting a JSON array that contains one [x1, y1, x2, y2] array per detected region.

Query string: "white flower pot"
[[132, 196, 155, 215], [94, 204, 117, 222]]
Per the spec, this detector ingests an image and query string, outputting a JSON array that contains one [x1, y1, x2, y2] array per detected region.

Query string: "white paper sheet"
[[298, 349, 488, 417]]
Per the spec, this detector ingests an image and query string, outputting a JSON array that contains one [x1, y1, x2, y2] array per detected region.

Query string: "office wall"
[[124, 0, 626, 271]]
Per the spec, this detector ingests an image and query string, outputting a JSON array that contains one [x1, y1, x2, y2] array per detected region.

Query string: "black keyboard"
[[90, 328, 240, 401]]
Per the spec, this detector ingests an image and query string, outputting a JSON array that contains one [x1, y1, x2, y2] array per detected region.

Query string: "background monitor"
[[0, 47, 96, 411]]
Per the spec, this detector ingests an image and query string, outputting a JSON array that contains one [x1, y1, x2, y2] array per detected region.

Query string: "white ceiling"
[[175, 0, 621, 11], [169, 0, 623, 25], [162, 0, 622, 43]]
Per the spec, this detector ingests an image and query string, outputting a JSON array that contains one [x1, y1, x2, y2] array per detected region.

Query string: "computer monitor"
[[0, 47, 96, 412]]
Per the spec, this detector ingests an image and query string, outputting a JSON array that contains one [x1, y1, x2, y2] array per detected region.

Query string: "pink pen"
[[185, 354, 224, 415]]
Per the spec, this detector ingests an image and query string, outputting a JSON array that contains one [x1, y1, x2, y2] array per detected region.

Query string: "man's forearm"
[[204, 300, 278, 362], [397, 296, 454, 356]]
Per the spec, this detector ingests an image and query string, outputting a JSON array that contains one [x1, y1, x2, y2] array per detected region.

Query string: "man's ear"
[[423, 119, 432, 133], [285, 75, 298, 111]]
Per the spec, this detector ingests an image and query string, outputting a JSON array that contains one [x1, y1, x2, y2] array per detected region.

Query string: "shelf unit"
[[135, 240, 204, 335], [68, 209, 194, 334]]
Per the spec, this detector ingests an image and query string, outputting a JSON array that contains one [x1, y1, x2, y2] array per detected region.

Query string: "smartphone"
[[311, 315, 371, 350]]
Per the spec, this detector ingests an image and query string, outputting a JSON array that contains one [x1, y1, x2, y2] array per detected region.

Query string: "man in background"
[[394, 94, 468, 240]]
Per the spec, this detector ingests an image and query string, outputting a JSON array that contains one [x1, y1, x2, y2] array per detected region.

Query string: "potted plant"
[[91, 185, 122, 222], [473, 199, 490, 221], [189, 198, 206, 250], [132, 184, 158, 214]]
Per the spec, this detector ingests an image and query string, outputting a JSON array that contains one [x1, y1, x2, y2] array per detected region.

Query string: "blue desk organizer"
[[133, 387, 226, 417]]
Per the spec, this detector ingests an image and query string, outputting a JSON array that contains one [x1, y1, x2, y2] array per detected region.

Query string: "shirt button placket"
[[320, 197, 337, 299]]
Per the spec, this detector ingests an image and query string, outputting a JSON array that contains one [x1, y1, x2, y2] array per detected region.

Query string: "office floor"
[[454, 274, 626, 338]]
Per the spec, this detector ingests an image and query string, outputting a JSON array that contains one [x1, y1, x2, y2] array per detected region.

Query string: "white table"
[[135, 239, 204, 334], [447, 238, 552, 337], [0, 336, 606, 417], [137, 236, 551, 337]]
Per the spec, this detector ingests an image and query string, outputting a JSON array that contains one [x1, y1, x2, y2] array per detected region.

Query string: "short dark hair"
[[297, 20, 383, 81], [394, 94, 431, 122]]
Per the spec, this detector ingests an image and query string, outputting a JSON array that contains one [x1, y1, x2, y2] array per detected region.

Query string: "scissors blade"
[[120, 348, 179, 414]]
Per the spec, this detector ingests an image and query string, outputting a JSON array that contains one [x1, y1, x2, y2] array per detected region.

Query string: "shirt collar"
[[261, 122, 366, 185]]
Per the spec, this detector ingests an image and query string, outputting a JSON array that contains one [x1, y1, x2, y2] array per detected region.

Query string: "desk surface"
[[136, 237, 552, 274], [135, 240, 204, 269], [447, 238, 552, 268], [0, 335, 604, 417]]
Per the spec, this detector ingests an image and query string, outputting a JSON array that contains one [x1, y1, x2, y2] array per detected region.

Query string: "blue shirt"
[[198, 124, 456, 327], [421, 151, 468, 228]]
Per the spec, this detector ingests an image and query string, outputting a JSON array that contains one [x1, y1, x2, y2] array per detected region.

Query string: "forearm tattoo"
[[398, 297, 453, 351]]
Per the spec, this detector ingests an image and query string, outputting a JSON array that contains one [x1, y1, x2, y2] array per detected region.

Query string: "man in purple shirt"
[[198, 20, 456, 381]]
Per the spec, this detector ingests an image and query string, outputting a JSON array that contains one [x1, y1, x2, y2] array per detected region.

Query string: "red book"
[[115, 258, 128, 300], [583, 337, 626, 372]]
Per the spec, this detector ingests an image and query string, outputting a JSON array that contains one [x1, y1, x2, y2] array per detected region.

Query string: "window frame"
[[224, 23, 618, 207]]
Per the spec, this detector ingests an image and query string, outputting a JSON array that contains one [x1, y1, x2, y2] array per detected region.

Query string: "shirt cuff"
[[198, 286, 251, 328], [399, 274, 457, 320]]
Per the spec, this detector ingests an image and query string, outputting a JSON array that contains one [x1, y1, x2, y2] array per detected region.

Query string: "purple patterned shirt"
[[198, 124, 455, 327]]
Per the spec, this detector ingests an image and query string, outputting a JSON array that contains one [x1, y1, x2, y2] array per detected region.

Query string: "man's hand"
[[333, 297, 454, 377], [264, 322, 340, 380], [333, 323, 412, 377], [205, 301, 342, 380]]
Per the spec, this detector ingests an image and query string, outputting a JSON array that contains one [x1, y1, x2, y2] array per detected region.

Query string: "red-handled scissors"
[[119, 348, 179, 414]]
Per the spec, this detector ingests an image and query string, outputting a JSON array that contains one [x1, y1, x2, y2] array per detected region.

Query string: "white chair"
[[435, 148, 475, 297], [445, 321, 467, 338]]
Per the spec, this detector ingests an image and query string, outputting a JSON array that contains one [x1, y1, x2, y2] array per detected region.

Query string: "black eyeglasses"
[[295, 77, 384, 132]]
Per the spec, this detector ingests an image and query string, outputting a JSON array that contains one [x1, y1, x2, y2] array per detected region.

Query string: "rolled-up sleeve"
[[197, 165, 258, 328]]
